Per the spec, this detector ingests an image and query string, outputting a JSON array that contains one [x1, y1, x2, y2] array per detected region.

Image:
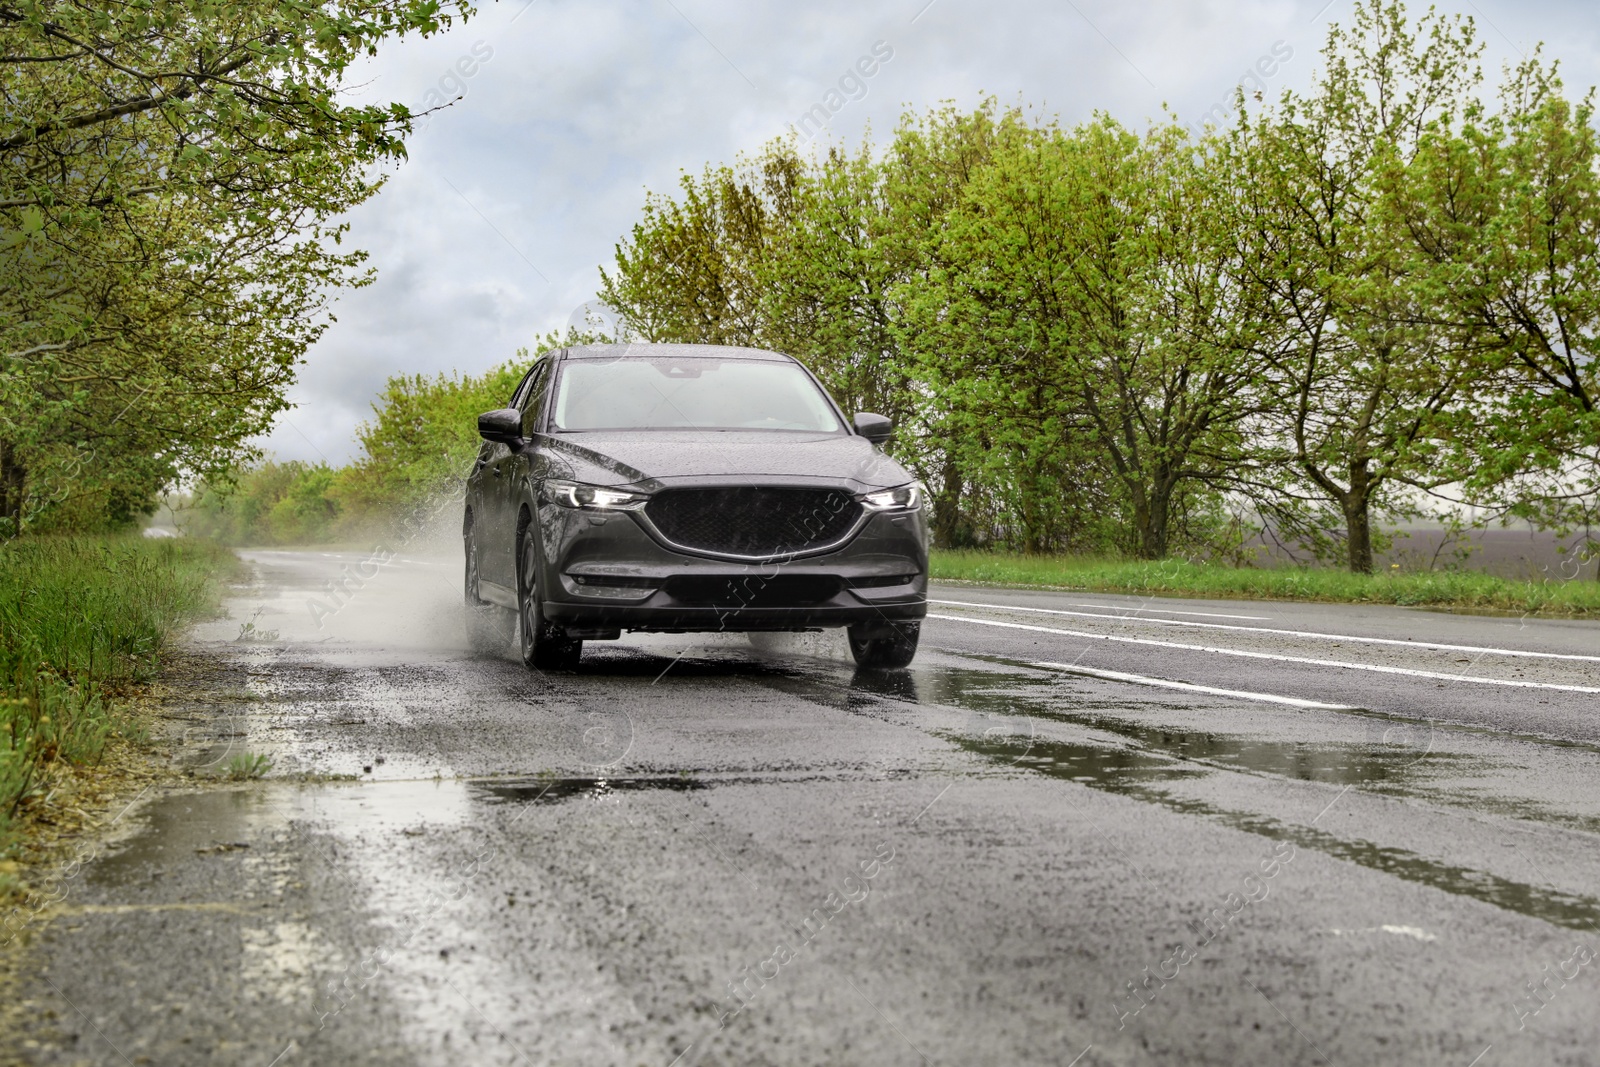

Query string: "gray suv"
[[462, 344, 928, 670]]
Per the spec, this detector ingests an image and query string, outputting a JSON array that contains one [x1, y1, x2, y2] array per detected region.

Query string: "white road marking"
[[1328, 925, 1437, 942], [1035, 602, 1271, 620], [1028, 661, 1359, 709], [927, 613, 1600, 694], [932, 598, 1600, 664]]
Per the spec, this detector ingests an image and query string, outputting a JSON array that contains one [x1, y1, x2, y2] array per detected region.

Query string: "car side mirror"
[[853, 412, 893, 444], [477, 408, 523, 445]]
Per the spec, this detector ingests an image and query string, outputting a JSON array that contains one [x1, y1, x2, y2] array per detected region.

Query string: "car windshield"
[[551, 357, 842, 432]]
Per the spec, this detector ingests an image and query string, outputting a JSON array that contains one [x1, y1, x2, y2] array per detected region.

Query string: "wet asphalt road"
[[10, 548, 1600, 1066]]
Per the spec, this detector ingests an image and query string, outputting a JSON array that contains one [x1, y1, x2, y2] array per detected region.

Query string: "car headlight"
[[542, 479, 649, 510], [860, 483, 924, 512]]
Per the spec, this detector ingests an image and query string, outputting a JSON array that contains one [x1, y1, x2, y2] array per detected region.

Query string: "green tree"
[[186, 462, 336, 545], [1223, 0, 1490, 572], [879, 102, 1012, 547], [761, 140, 909, 429], [336, 360, 528, 520], [599, 149, 802, 347], [901, 115, 1257, 557], [1402, 57, 1600, 557], [0, 0, 473, 535]]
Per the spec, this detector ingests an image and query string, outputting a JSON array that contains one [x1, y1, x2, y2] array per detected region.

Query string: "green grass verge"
[[929, 550, 1600, 616], [0, 536, 234, 837]]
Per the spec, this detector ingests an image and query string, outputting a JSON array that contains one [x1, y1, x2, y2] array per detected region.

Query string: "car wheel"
[[464, 523, 513, 653], [518, 531, 582, 671], [847, 621, 920, 670]]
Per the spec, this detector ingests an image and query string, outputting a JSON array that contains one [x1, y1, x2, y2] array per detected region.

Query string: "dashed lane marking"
[[1028, 661, 1360, 709]]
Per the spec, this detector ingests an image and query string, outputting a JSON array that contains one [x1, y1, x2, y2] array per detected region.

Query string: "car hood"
[[542, 431, 913, 493]]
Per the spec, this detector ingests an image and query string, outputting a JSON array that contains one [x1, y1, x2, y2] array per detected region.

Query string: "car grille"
[[663, 574, 842, 606], [645, 486, 862, 557]]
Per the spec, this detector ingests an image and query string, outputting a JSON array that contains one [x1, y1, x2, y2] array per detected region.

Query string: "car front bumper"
[[534, 501, 928, 633]]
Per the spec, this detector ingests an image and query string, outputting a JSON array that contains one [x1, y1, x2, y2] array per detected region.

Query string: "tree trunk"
[[0, 439, 24, 538], [1343, 459, 1374, 574], [1020, 479, 1041, 555], [931, 457, 964, 549], [1132, 475, 1176, 561]]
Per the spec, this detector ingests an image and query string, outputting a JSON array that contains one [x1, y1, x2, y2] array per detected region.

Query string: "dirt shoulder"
[[0, 649, 247, 1063]]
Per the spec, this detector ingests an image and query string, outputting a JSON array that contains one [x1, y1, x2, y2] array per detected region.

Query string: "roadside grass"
[[224, 753, 273, 781], [0, 536, 234, 842], [929, 550, 1600, 617]]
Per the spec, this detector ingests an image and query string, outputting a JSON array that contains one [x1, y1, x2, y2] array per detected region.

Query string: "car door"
[[479, 361, 544, 590], [506, 355, 558, 553], [479, 439, 515, 588], [466, 436, 496, 550]]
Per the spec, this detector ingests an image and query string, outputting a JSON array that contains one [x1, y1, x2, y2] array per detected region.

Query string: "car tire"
[[847, 621, 920, 670], [464, 523, 513, 654], [518, 531, 582, 671]]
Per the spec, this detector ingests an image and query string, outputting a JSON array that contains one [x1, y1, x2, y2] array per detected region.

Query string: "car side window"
[[520, 361, 552, 437], [508, 369, 535, 411]]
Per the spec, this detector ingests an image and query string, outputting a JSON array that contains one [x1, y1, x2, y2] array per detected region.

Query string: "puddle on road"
[[736, 652, 1600, 933], [832, 658, 1600, 836], [470, 772, 863, 805], [954, 731, 1600, 932], [87, 789, 285, 888], [473, 776, 709, 805], [1022, 698, 1476, 789], [844, 661, 1476, 789]]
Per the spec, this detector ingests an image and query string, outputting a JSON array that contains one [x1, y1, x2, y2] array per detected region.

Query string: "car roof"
[[559, 343, 796, 363]]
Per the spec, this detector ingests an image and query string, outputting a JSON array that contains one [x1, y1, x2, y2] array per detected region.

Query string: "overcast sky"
[[260, 0, 1600, 465]]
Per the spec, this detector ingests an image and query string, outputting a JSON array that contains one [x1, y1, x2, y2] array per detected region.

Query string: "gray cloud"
[[259, 0, 1600, 464]]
